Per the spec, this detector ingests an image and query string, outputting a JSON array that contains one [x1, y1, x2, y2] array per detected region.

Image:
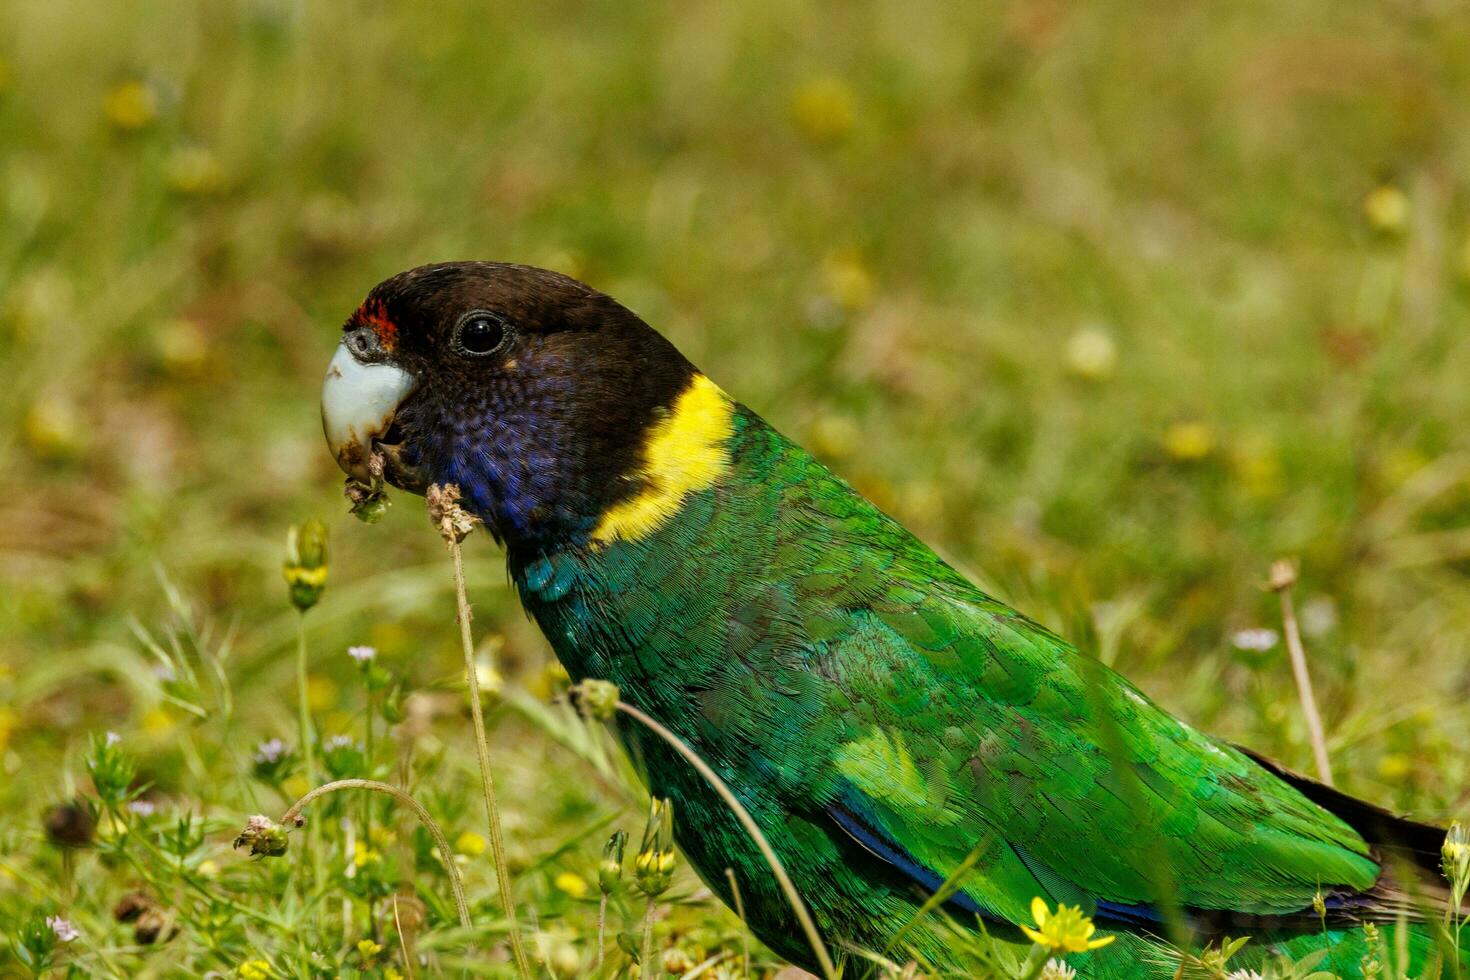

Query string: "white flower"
[[127, 799, 156, 817], [1230, 628, 1279, 652], [347, 645, 377, 664], [105, 731, 122, 747], [322, 735, 356, 752], [47, 916, 80, 942], [1040, 959, 1076, 980], [254, 738, 287, 764]]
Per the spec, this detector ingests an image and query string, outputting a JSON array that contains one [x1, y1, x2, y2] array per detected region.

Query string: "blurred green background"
[[3, 0, 1470, 972]]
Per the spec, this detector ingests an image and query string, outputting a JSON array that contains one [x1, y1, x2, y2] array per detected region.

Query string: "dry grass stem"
[[432, 483, 534, 979], [614, 699, 838, 979], [1270, 559, 1334, 786], [280, 778, 471, 930]]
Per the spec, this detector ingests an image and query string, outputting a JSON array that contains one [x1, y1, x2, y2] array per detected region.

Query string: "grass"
[[3, 0, 1470, 976]]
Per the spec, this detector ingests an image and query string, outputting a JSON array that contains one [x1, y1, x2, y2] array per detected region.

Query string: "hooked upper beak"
[[321, 341, 421, 488]]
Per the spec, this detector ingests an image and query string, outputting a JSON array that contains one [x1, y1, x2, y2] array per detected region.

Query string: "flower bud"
[[1443, 821, 1470, 904], [634, 798, 675, 898], [599, 829, 627, 895], [283, 520, 329, 610]]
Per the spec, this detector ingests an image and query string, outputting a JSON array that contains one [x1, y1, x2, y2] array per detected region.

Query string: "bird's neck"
[[454, 372, 738, 551]]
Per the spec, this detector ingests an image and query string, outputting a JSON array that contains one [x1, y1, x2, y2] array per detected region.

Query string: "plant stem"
[[281, 778, 471, 930], [614, 700, 838, 980], [596, 893, 608, 970], [641, 896, 657, 975], [449, 537, 533, 979], [1270, 560, 1334, 785], [295, 612, 324, 884], [724, 867, 750, 979]]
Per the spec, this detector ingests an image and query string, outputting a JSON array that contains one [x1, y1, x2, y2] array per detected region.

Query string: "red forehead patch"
[[353, 298, 398, 352]]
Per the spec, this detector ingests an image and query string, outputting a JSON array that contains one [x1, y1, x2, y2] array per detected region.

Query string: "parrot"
[[320, 261, 1466, 978]]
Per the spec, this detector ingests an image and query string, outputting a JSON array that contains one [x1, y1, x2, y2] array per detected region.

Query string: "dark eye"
[[454, 313, 510, 357]]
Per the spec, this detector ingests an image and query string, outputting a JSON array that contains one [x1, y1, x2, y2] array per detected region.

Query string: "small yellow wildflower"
[[1163, 421, 1215, 462], [104, 80, 157, 131], [369, 825, 398, 847], [1065, 325, 1118, 382], [1363, 184, 1408, 234], [385, 969, 404, 980], [352, 841, 382, 868], [455, 830, 487, 857], [553, 871, 589, 898], [305, 675, 337, 712], [808, 413, 861, 460], [1021, 897, 1116, 952], [197, 859, 220, 878], [821, 249, 875, 312], [238, 960, 273, 980], [140, 706, 176, 734], [22, 396, 87, 460], [164, 145, 224, 196], [791, 76, 856, 143], [356, 938, 384, 961], [1377, 753, 1412, 781]]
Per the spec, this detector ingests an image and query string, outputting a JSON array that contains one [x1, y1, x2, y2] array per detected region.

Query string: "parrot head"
[[321, 262, 702, 546]]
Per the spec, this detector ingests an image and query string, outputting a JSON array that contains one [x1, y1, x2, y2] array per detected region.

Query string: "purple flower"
[[127, 799, 157, 817], [47, 916, 80, 943], [253, 738, 287, 764]]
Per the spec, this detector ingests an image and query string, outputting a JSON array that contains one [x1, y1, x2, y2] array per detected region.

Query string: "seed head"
[[572, 679, 621, 722], [233, 814, 289, 858], [43, 799, 96, 848], [427, 483, 479, 545]]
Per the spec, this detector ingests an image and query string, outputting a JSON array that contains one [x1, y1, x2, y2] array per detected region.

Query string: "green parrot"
[[320, 262, 1465, 978]]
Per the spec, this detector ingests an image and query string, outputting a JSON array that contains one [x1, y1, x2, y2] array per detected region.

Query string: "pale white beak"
[[321, 342, 417, 483]]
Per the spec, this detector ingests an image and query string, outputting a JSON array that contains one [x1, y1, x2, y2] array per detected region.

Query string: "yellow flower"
[[356, 938, 384, 960], [237, 960, 273, 980], [1065, 325, 1118, 382], [1363, 184, 1408, 234], [820, 249, 875, 312], [197, 859, 220, 878], [164, 145, 224, 196], [283, 520, 329, 611], [1441, 822, 1468, 876], [353, 841, 382, 868], [553, 871, 589, 898], [455, 830, 487, 857], [104, 80, 157, 131], [1021, 897, 1116, 952], [1163, 421, 1215, 462], [385, 969, 404, 980], [1377, 753, 1412, 780], [791, 76, 857, 143]]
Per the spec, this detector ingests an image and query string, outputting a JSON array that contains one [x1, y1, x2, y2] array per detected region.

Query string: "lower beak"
[[321, 342, 417, 484]]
